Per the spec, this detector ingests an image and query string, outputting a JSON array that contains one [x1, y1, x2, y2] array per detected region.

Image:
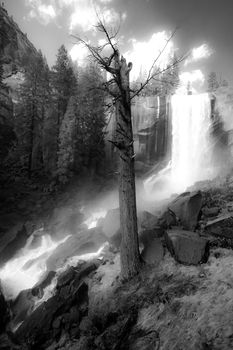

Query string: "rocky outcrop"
[[0, 5, 37, 77], [0, 4, 40, 162], [15, 260, 101, 349], [167, 191, 202, 230], [165, 229, 209, 265]]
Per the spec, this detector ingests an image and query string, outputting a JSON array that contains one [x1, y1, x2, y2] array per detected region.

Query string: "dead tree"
[[74, 18, 183, 280]]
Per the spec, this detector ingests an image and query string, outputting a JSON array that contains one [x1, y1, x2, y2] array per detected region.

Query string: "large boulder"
[[167, 191, 202, 230], [165, 229, 209, 265], [138, 211, 159, 231], [205, 213, 233, 239], [141, 238, 164, 265], [109, 211, 163, 250]]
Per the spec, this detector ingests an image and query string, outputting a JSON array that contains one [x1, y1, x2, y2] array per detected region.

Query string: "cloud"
[[68, 1, 122, 33], [125, 31, 174, 81], [26, 0, 57, 25], [26, 0, 121, 30], [185, 44, 213, 66]]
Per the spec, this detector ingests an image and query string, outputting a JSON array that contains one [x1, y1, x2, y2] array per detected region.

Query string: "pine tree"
[[208, 72, 219, 92], [17, 51, 51, 178], [57, 96, 76, 182], [51, 45, 77, 167], [75, 62, 106, 175]]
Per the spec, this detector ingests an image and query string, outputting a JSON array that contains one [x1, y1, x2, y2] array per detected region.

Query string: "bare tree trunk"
[[115, 55, 141, 280]]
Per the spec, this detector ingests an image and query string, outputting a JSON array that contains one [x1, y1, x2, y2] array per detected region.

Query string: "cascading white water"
[[144, 93, 213, 198], [170, 93, 212, 191]]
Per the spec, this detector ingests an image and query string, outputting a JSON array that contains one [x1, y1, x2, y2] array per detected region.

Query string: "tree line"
[[1, 45, 106, 186]]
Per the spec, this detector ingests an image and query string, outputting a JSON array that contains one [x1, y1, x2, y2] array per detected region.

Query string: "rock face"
[[165, 229, 209, 265], [0, 4, 40, 162], [0, 5, 38, 76], [168, 191, 202, 230]]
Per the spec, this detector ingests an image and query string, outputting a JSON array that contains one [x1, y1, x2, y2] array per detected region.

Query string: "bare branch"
[[130, 29, 185, 99], [130, 53, 186, 99]]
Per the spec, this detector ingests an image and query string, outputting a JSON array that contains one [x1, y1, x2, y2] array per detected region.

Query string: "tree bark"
[[114, 54, 141, 280]]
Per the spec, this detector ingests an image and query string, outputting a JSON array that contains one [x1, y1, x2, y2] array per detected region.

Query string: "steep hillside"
[[0, 4, 40, 162], [0, 4, 37, 78]]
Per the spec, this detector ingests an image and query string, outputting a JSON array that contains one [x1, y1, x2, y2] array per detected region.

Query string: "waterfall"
[[171, 93, 212, 191], [144, 93, 213, 198]]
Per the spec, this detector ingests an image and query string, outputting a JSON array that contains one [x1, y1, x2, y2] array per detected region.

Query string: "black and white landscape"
[[1, 0, 233, 349]]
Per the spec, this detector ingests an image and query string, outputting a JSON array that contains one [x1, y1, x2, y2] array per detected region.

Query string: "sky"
[[4, 0, 233, 87]]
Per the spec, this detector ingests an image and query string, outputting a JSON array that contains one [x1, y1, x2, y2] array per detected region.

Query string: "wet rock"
[[15, 259, 100, 348], [11, 289, 35, 329], [168, 191, 203, 230], [205, 214, 233, 239], [165, 229, 209, 265], [79, 316, 93, 334], [102, 208, 120, 238], [141, 238, 164, 265], [202, 207, 220, 218], [32, 270, 56, 295]]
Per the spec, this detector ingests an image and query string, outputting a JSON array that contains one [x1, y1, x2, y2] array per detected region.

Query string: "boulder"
[[205, 214, 233, 239], [165, 229, 209, 265], [141, 238, 164, 265], [110, 226, 164, 251], [157, 209, 178, 229], [15, 260, 99, 348], [167, 191, 202, 230], [138, 211, 159, 231], [102, 208, 120, 238]]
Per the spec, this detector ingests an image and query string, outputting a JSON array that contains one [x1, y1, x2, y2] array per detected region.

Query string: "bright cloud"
[[69, 1, 121, 33], [179, 70, 205, 84], [69, 44, 89, 65], [125, 31, 174, 81], [185, 43, 213, 66]]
